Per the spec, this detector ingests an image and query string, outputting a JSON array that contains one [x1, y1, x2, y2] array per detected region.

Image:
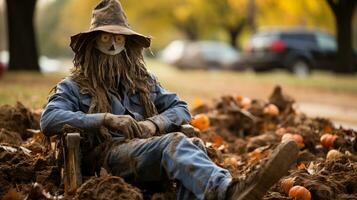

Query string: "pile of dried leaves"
[[192, 86, 357, 200], [0, 86, 356, 199]]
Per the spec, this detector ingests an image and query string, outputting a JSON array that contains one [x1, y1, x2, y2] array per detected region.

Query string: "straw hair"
[[70, 33, 158, 118]]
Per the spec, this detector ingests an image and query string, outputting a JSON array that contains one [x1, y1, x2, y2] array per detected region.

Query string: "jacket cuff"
[[84, 113, 105, 129], [147, 115, 169, 134]]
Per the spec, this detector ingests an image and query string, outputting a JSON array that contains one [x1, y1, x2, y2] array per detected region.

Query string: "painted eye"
[[100, 33, 110, 42], [115, 35, 125, 43]]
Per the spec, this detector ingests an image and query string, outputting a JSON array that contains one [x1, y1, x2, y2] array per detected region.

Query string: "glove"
[[138, 120, 157, 138], [103, 113, 143, 139], [180, 124, 200, 137]]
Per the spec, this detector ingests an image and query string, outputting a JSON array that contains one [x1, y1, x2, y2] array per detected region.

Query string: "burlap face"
[[95, 33, 126, 56]]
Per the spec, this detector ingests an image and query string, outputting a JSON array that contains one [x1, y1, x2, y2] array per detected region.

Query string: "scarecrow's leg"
[[107, 132, 232, 200]]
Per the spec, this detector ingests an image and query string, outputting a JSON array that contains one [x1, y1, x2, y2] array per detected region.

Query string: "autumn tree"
[[255, 0, 334, 29], [6, 0, 39, 71], [326, 0, 357, 73], [39, 0, 338, 54], [207, 0, 247, 48], [170, 1, 202, 41], [126, 0, 211, 41]]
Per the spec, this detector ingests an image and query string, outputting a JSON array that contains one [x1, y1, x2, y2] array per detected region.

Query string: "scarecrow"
[[40, 0, 299, 199]]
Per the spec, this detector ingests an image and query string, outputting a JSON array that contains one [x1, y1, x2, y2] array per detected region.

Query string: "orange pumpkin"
[[263, 104, 279, 116], [241, 97, 252, 109], [288, 186, 311, 200], [320, 134, 338, 149], [190, 114, 210, 131], [282, 133, 304, 148], [235, 95, 243, 103], [292, 134, 304, 145], [235, 96, 252, 109]]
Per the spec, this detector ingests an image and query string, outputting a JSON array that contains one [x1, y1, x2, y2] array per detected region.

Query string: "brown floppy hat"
[[70, 0, 151, 53]]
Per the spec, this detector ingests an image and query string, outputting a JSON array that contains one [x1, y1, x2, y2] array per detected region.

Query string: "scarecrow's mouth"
[[109, 45, 115, 51]]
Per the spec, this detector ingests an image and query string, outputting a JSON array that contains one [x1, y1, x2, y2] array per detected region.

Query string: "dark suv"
[[243, 29, 356, 76]]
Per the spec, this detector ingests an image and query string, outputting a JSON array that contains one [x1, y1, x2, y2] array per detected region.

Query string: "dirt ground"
[[0, 86, 356, 199]]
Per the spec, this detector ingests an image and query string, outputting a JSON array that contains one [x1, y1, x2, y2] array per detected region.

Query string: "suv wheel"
[[291, 59, 310, 78]]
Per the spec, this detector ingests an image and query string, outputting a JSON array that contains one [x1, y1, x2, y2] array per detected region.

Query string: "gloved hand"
[[103, 113, 142, 139], [138, 120, 157, 138], [180, 124, 200, 137]]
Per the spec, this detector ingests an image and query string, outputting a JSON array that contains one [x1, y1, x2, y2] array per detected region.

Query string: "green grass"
[[0, 59, 356, 109], [0, 72, 66, 108]]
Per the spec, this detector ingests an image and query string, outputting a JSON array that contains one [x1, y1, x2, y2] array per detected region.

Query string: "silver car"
[[160, 40, 244, 70]]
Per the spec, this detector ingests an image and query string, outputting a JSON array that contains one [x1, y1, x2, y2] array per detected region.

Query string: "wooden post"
[[64, 133, 82, 194]]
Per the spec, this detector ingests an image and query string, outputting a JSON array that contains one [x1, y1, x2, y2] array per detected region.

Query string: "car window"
[[316, 33, 337, 51], [200, 43, 238, 62], [281, 33, 316, 44]]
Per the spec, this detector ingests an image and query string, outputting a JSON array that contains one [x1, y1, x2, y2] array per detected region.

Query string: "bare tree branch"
[[326, 0, 338, 14]]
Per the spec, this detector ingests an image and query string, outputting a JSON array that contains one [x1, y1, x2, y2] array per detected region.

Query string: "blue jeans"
[[107, 132, 232, 200]]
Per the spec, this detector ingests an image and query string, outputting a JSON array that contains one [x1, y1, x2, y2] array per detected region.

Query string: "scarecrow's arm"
[[40, 79, 104, 136], [147, 83, 191, 134]]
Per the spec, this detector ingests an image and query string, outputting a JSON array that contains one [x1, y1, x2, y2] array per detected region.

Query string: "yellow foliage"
[[39, 0, 336, 53], [228, 0, 246, 11], [174, 5, 192, 22], [256, 0, 334, 33]]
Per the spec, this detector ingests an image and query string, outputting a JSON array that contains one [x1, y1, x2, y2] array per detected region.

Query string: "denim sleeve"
[[40, 79, 105, 137], [147, 82, 192, 134]]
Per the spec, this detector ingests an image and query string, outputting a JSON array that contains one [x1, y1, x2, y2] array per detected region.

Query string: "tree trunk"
[[247, 0, 256, 33], [227, 20, 245, 49], [182, 19, 199, 41], [326, 0, 357, 73], [228, 29, 239, 48], [6, 0, 39, 71], [335, 12, 354, 73]]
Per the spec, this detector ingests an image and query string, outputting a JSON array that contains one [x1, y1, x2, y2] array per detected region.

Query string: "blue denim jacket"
[[40, 77, 191, 137]]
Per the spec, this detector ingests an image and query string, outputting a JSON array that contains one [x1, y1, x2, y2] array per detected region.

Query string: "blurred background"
[[0, 0, 357, 128]]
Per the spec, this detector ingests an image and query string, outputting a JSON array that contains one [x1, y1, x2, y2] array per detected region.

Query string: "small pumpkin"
[[190, 114, 210, 131], [263, 104, 279, 116], [288, 186, 311, 200], [235, 96, 252, 109], [320, 134, 338, 149], [282, 133, 304, 148], [326, 149, 343, 161]]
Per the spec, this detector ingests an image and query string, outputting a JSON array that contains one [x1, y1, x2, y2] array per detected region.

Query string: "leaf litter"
[[0, 86, 356, 199]]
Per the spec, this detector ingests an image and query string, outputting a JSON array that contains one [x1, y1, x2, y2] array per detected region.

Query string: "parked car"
[[242, 29, 357, 76], [0, 61, 6, 77], [0, 51, 8, 77], [160, 40, 244, 70]]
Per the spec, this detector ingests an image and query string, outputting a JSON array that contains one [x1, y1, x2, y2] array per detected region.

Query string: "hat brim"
[[70, 25, 151, 52]]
